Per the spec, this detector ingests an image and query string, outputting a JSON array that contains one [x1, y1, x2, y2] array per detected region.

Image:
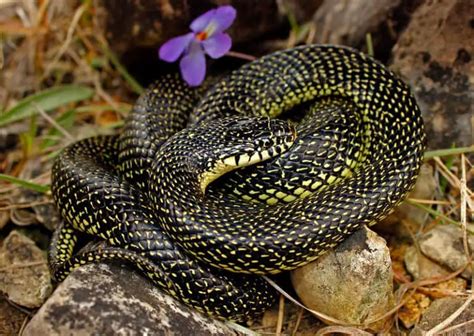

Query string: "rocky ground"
[[0, 0, 473, 335]]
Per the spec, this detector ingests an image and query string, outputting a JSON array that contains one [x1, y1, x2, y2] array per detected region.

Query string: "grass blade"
[[365, 33, 374, 57], [98, 40, 144, 95], [0, 174, 50, 193], [424, 146, 474, 159], [406, 199, 473, 234], [40, 108, 76, 150], [0, 85, 93, 127]]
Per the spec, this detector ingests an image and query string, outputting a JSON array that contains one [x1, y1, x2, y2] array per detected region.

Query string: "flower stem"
[[225, 50, 257, 61]]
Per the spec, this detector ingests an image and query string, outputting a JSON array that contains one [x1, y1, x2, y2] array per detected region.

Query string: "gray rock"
[[404, 246, 450, 280], [391, 0, 473, 149], [419, 225, 474, 279], [0, 231, 52, 308], [291, 227, 393, 331], [396, 164, 437, 227], [309, 0, 401, 46], [410, 297, 474, 336], [23, 263, 236, 336]]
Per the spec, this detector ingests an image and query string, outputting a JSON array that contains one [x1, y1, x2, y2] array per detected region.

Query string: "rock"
[[418, 225, 474, 279], [309, 0, 401, 46], [391, 0, 473, 149], [23, 263, 236, 336], [291, 227, 394, 331], [396, 164, 437, 226], [404, 245, 450, 281], [96, 0, 284, 54], [410, 297, 474, 335], [0, 230, 52, 308]]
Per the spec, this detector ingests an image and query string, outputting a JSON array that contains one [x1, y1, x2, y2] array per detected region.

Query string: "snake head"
[[197, 116, 296, 193]]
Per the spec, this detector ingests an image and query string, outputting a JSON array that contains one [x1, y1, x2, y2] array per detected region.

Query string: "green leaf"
[[0, 174, 50, 194], [0, 85, 93, 127]]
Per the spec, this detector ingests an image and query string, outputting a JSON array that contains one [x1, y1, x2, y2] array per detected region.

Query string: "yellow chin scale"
[[199, 142, 293, 193]]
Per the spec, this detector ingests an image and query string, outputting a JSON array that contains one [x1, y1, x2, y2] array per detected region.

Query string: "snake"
[[49, 45, 425, 322]]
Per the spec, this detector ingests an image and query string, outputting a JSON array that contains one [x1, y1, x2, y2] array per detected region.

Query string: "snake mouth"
[[220, 141, 294, 168], [199, 120, 296, 193]]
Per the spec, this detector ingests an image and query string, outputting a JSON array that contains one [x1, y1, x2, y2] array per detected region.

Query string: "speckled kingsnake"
[[49, 45, 425, 321]]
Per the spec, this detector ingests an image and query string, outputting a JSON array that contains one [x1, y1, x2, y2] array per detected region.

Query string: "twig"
[[93, 77, 121, 113], [43, 4, 86, 78], [425, 295, 474, 335], [0, 199, 52, 211], [225, 321, 260, 336], [365, 287, 416, 324], [435, 157, 473, 197], [460, 154, 471, 258], [276, 295, 285, 336], [291, 308, 304, 336], [34, 0, 50, 27], [0, 261, 47, 272], [263, 276, 356, 326], [33, 103, 74, 141], [4, 296, 34, 316], [407, 198, 452, 205], [438, 318, 474, 334], [424, 159, 473, 335], [18, 315, 30, 336]]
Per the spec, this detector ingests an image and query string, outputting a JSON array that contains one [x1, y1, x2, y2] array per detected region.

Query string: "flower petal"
[[202, 33, 232, 59], [158, 33, 194, 62], [209, 5, 236, 34], [190, 8, 216, 33], [179, 47, 206, 86]]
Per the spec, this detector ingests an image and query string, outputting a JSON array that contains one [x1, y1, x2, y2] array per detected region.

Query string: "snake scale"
[[49, 45, 425, 321]]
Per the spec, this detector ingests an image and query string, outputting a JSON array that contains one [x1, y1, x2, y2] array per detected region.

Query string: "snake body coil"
[[50, 45, 425, 321]]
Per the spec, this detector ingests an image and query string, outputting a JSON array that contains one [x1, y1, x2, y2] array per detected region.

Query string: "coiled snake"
[[49, 45, 425, 321]]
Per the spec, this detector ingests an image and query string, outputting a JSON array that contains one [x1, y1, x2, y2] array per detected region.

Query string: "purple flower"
[[159, 5, 237, 86]]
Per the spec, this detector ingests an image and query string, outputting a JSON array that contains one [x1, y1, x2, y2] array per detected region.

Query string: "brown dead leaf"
[[420, 278, 468, 299], [398, 292, 431, 329]]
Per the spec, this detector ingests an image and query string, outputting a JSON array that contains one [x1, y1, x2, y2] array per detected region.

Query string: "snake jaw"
[[197, 119, 296, 194], [199, 139, 296, 194]]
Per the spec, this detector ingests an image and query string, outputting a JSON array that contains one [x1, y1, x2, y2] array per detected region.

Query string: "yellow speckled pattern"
[[50, 45, 425, 321], [150, 45, 425, 274]]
